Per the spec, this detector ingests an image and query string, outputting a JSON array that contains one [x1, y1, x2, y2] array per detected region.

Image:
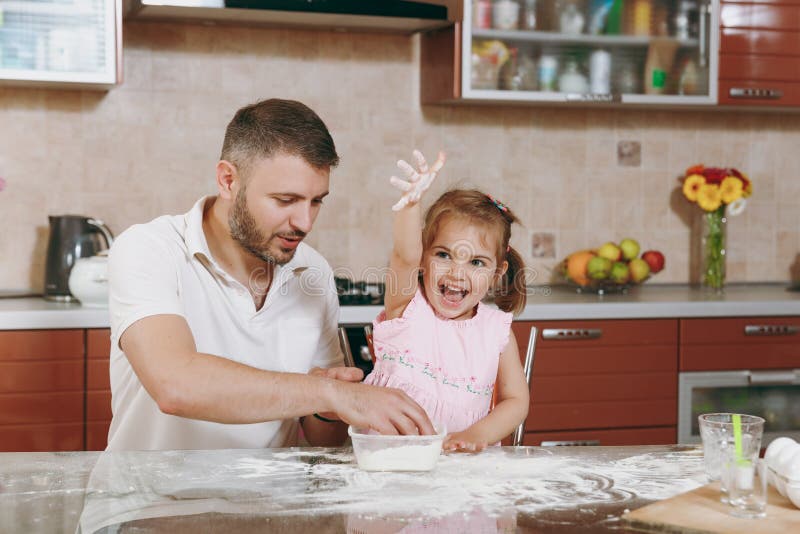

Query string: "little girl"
[[364, 150, 529, 452]]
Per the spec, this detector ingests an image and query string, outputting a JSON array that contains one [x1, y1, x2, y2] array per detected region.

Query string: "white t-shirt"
[[106, 196, 343, 451]]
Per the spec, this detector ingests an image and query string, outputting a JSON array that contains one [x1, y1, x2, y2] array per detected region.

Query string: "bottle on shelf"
[[589, 49, 611, 94], [473, 0, 493, 29], [538, 52, 559, 91], [499, 47, 523, 90], [587, 0, 614, 35], [522, 0, 538, 30]]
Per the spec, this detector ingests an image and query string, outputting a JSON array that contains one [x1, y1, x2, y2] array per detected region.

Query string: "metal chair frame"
[[337, 326, 356, 368], [511, 325, 537, 446]]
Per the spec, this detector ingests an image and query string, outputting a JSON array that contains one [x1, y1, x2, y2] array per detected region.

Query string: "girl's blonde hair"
[[421, 189, 527, 315]]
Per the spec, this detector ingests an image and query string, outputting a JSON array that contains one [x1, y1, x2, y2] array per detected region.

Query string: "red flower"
[[685, 164, 705, 175], [702, 167, 727, 185]]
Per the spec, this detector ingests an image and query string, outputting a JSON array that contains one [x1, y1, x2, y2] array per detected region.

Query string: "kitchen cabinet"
[[679, 316, 800, 370], [421, 0, 719, 107], [0, 0, 122, 89], [718, 0, 800, 107], [512, 319, 679, 446], [0, 329, 84, 452], [86, 328, 112, 451]]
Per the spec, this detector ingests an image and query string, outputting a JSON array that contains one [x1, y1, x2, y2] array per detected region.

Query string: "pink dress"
[[364, 289, 513, 433]]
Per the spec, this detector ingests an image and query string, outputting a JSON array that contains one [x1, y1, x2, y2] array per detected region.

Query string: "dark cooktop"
[[335, 277, 384, 306]]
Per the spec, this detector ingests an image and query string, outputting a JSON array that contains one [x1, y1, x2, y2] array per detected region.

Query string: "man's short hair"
[[220, 99, 339, 176]]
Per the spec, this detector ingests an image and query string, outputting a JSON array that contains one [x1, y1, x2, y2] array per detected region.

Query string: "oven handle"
[[748, 370, 799, 385]]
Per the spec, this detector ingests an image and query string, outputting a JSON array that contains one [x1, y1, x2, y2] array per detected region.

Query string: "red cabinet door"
[[719, 2, 800, 106], [680, 317, 800, 370], [512, 320, 678, 444], [86, 328, 112, 451], [0, 330, 84, 452]]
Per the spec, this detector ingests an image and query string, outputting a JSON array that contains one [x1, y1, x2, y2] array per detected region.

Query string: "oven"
[[678, 369, 800, 447]]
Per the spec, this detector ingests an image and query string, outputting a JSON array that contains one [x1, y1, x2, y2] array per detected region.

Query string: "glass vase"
[[701, 206, 727, 292]]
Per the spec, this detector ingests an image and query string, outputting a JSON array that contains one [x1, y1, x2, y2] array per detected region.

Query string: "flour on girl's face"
[[233, 448, 705, 518]]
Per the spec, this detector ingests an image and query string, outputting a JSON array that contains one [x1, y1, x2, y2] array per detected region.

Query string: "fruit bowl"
[[568, 280, 634, 295], [557, 239, 664, 294]]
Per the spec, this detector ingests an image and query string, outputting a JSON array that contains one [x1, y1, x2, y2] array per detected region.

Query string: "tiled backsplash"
[[0, 21, 798, 291]]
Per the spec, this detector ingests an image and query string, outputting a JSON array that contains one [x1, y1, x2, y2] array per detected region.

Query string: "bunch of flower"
[[681, 164, 752, 214]]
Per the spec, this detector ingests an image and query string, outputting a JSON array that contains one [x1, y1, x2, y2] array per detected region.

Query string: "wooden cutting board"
[[622, 482, 800, 533]]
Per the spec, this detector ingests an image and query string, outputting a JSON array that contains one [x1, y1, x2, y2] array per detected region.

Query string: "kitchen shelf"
[[472, 28, 700, 49], [0, 1, 97, 17], [421, 0, 721, 108], [0, 0, 122, 89]]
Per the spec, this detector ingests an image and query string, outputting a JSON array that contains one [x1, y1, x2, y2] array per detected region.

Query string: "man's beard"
[[228, 188, 304, 266]]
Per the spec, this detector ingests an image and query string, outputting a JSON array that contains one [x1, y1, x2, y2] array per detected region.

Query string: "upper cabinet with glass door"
[[421, 0, 719, 106], [0, 0, 121, 89]]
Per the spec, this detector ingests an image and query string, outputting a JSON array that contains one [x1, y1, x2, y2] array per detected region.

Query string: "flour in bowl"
[[356, 442, 442, 471]]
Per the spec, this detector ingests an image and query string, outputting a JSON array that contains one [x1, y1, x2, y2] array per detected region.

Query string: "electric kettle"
[[44, 215, 114, 301]]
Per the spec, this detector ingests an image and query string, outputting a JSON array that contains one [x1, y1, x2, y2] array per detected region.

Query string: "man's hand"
[[332, 381, 436, 436], [309, 366, 363, 383], [308, 367, 364, 421], [390, 150, 446, 211], [443, 430, 488, 453]]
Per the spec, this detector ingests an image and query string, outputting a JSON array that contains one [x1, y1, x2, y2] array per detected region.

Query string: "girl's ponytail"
[[494, 245, 527, 315]]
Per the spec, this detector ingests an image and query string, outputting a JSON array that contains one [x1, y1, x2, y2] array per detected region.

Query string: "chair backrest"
[[337, 326, 356, 368], [363, 324, 376, 363], [511, 325, 538, 446]]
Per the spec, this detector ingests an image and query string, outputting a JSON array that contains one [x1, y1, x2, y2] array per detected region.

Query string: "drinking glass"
[[724, 457, 768, 519], [698, 413, 765, 503]]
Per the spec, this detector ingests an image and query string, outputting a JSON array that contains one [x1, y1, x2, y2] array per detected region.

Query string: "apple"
[[587, 256, 612, 280], [641, 250, 665, 274], [629, 258, 651, 283], [609, 261, 630, 284], [619, 238, 640, 261], [597, 241, 622, 261]]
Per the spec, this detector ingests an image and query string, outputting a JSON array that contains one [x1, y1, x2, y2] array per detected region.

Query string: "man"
[[106, 99, 433, 450]]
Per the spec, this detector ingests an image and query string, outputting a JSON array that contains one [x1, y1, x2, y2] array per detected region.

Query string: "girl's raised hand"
[[390, 149, 446, 211]]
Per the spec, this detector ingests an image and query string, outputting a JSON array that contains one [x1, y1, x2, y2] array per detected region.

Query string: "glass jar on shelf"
[[493, 0, 521, 30], [557, 0, 587, 34], [559, 56, 589, 93]]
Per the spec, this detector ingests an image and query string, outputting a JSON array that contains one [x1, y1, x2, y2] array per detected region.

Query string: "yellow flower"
[[697, 184, 722, 211], [682, 174, 705, 202], [720, 176, 743, 203]]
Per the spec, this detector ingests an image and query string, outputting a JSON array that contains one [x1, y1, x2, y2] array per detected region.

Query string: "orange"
[[566, 250, 596, 286]]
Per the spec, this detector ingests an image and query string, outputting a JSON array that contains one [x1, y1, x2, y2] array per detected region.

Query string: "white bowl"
[[348, 425, 446, 472]]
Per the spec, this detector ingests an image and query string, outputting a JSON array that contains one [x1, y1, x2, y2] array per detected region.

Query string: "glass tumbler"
[[698, 413, 765, 502], [724, 457, 768, 519]]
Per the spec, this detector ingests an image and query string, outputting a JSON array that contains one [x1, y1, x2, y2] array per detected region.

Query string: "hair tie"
[[506, 245, 510, 253], [487, 194, 508, 212]]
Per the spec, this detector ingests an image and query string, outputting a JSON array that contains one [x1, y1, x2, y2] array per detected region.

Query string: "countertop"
[[0, 445, 706, 533], [1, 283, 798, 329]]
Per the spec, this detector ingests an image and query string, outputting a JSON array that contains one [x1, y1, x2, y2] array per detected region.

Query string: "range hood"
[[124, 1, 450, 34]]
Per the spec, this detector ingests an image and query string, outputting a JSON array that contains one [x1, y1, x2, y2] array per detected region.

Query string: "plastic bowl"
[[348, 425, 446, 472]]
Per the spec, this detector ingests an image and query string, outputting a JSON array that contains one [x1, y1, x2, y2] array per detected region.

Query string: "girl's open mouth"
[[440, 283, 468, 305]]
